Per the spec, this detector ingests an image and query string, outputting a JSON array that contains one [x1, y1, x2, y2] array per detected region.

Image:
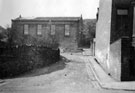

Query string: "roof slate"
[[13, 17, 81, 21]]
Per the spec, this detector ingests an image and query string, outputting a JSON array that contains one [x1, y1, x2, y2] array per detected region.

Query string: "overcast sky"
[[0, 0, 99, 27]]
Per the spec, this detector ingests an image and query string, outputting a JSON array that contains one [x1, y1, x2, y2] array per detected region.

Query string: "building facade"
[[95, 0, 135, 81], [11, 16, 83, 50]]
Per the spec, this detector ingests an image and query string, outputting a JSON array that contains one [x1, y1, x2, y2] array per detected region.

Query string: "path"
[[0, 53, 134, 93]]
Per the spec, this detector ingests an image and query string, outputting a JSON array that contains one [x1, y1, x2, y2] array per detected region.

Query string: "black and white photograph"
[[0, 0, 135, 93]]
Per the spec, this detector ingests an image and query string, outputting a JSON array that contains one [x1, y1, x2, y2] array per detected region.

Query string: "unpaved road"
[[0, 53, 134, 93]]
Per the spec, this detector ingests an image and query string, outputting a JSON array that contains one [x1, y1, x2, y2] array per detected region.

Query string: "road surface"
[[0, 53, 134, 93]]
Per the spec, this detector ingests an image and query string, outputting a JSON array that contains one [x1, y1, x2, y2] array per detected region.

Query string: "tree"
[[79, 19, 96, 48]]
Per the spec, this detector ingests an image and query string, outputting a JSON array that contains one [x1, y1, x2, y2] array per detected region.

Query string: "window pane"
[[38, 25, 42, 30], [37, 25, 42, 35], [65, 25, 70, 36], [24, 25, 28, 35], [51, 25, 55, 35]]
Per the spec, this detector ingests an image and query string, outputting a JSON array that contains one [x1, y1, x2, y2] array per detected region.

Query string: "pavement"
[[82, 55, 135, 91]]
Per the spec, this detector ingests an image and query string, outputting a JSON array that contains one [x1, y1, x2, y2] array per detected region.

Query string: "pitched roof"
[[13, 16, 81, 21]]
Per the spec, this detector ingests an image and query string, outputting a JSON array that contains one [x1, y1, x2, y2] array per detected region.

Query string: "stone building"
[[11, 16, 83, 51], [95, 0, 135, 81]]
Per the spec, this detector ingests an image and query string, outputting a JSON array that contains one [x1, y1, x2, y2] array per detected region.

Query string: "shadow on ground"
[[13, 56, 70, 78]]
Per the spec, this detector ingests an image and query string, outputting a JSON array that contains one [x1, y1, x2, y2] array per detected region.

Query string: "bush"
[[0, 45, 60, 78]]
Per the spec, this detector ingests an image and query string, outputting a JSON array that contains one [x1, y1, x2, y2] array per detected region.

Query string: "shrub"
[[0, 45, 60, 78]]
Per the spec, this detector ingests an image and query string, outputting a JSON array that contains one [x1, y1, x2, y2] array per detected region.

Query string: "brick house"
[[95, 0, 135, 81], [11, 16, 83, 51]]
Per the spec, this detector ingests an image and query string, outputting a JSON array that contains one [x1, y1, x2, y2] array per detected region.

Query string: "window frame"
[[51, 25, 55, 35], [24, 24, 29, 35], [37, 25, 42, 35], [65, 25, 70, 36]]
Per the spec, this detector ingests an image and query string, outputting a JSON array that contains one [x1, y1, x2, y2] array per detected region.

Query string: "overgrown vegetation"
[[79, 19, 96, 48], [0, 26, 60, 79], [0, 45, 60, 78]]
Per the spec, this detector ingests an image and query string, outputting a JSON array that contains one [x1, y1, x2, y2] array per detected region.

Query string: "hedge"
[[0, 45, 60, 78]]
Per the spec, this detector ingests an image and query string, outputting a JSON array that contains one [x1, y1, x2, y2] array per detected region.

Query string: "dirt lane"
[[0, 53, 134, 93]]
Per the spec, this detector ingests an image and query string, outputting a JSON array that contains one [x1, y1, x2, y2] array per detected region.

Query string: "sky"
[[0, 0, 99, 28]]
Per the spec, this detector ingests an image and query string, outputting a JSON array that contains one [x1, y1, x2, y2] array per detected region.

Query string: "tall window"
[[37, 25, 42, 35], [24, 25, 29, 35], [65, 25, 70, 36], [51, 25, 55, 35]]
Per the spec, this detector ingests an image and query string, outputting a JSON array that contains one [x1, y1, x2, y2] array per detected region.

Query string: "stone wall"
[[11, 21, 80, 51]]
